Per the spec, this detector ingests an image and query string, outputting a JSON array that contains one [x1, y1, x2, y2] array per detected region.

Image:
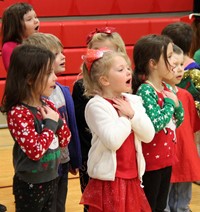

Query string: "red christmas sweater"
[[137, 82, 184, 171], [7, 98, 71, 184]]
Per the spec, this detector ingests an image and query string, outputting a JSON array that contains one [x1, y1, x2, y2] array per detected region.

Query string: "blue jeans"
[[165, 182, 192, 212]]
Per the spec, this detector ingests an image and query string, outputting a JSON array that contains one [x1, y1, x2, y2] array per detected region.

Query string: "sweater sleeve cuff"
[[43, 118, 58, 133], [164, 97, 175, 107], [174, 100, 183, 112], [57, 118, 64, 130]]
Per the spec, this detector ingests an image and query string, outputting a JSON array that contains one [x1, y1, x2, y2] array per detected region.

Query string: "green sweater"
[[136, 83, 184, 132]]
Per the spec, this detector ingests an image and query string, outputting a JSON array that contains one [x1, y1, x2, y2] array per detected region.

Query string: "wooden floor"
[[0, 128, 200, 212], [0, 128, 83, 212]]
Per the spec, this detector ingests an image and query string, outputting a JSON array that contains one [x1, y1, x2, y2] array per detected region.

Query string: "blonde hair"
[[173, 44, 183, 55], [78, 30, 127, 87], [83, 51, 131, 97], [87, 32, 127, 54], [23, 32, 63, 52]]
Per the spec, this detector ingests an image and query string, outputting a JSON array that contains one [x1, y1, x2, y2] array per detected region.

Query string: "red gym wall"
[[0, 0, 193, 17], [0, 0, 193, 102]]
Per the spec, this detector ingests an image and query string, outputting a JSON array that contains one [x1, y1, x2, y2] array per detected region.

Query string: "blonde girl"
[[79, 48, 155, 211], [72, 27, 127, 212]]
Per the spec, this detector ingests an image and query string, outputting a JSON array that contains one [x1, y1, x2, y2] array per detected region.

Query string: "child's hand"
[[162, 90, 179, 107], [38, 105, 59, 122], [112, 97, 134, 119]]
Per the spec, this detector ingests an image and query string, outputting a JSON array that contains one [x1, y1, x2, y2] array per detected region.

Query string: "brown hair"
[[1, 45, 55, 113], [132, 34, 173, 93], [23, 32, 63, 52], [1, 3, 34, 45]]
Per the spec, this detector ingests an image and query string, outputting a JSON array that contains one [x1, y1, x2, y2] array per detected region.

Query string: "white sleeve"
[[124, 94, 155, 143], [85, 97, 132, 151]]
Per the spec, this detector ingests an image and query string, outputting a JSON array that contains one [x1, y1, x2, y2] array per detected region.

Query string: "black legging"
[[79, 159, 90, 212], [143, 166, 172, 212]]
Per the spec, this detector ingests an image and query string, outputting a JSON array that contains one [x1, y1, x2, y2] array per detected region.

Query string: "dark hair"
[[193, 0, 200, 13], [1, 44, 55, 113], [161, 22, 193, 54], [132, 34, 172, 93], [190, 17, 200, 58], [1, 2, 33, 45]]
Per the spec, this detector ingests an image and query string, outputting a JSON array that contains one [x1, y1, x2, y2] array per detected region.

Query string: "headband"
[[189, 13, 200, 20], [82, 48, 111, 73], [86, 27, 116, 45]]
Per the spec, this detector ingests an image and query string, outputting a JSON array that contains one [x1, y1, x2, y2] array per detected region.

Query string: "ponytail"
[[132, 68, 146, 94]]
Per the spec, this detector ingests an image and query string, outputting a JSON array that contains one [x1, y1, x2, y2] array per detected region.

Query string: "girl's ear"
[[26, 74, 33, 85], [99, 75, 110, 86], [149, 58, 157, 70]]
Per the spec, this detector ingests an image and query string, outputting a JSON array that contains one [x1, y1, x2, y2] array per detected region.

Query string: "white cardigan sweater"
[[85, 93, 155, 182]]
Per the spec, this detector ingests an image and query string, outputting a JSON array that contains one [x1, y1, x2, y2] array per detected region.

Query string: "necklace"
[[145, 80, 164, 92]]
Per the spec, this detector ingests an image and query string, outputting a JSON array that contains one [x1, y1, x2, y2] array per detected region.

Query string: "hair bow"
[[86, 27, 116, 45], [82, 48, 111, 73]]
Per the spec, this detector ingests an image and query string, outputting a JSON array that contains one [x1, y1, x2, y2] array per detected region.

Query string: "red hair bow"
[[82, 48, 111, 73], [86, 27, 116, 45]]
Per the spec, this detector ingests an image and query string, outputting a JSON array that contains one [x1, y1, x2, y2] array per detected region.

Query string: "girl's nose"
[[35, 17, 39, 23], [62, 53, 65, 59], [178, 65, 184, 72], [127, 68, 132, 75]]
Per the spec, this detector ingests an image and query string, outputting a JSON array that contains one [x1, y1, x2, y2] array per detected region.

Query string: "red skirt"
[[80, 177, 151, 212]]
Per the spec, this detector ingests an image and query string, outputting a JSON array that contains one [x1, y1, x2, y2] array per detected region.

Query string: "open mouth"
[[126, 78, 132, 85], [35, 26, 39, 31], [51, 85, 56, 89], [176, 75, 183, 79], [60, 62, 65, 68]]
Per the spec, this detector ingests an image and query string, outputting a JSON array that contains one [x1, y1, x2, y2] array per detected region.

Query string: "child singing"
[[80, 48, 155, 211], [1, 44, 71, 212], [1, 2, 39, 71], [132, 34, 184, 211]]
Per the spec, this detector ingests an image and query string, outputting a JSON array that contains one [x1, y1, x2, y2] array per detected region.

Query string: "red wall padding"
[[57, 75, 81, 93], [0, 80, 5, 105], [63, 46, 134, 76], [40, 17, 181, 48], [0, 46, 134, 78], [0, 17, 181, 51], [0, 16, 181, 80], [0, 0, 193, 18], [0, 75, 80, 104], [0, 0, 191, 102], [0, 53, 6, 79]]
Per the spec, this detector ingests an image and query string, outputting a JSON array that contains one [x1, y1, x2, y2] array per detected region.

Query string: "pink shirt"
[[2, 41, 18, 71]]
